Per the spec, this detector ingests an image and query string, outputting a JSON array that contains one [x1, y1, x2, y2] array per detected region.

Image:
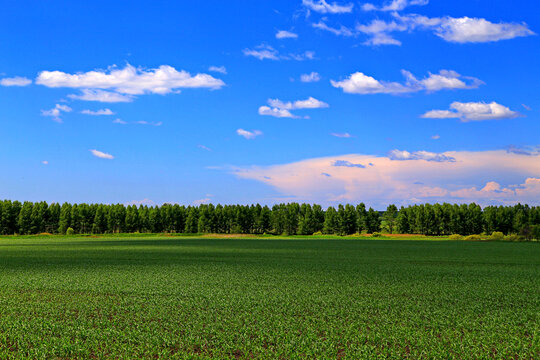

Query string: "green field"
[[0, 237, 538, 359]]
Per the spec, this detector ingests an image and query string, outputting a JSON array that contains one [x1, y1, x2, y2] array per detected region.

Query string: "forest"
[[0, 200, 539, 239]]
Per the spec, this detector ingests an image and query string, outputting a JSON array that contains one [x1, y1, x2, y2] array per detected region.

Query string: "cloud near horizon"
[[302, 0, 353, 14], [229, 149, 540, 207]]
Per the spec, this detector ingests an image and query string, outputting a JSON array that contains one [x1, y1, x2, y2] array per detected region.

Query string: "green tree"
[[383, 204, 398, 234]]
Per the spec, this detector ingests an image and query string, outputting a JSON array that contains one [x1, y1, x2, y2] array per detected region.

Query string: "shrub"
[[464, 234, 482, 241], [371, 232, 382, 238], [489, 231, 505, 241], [313, 231, 323, 236], [448, 234, 463, 240], [504, 234, 523, 242], [66, 227, 75, 236]]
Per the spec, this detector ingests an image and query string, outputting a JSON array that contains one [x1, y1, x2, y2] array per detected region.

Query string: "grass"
[[0, 237, 538, 359]]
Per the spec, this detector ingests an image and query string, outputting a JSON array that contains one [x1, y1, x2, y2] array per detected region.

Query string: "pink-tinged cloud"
[[229, 149, 540, 207]]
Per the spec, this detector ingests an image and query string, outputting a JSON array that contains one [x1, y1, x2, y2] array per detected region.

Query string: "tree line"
[[0, 200, 539, 238]]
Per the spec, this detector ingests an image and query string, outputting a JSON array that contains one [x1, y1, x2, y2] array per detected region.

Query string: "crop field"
[[0, 237, 538, 359]]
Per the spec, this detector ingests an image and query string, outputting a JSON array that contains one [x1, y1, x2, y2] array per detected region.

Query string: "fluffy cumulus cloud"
[[276, 30, 298, 39], [259, 97, 329, 118], [236, 128, 263, 139], [36, 64, 224, 102], [362, 0, 428, 12], [229, 149, 540, 207], [90, 149, 114, 159], [422, 101, 520, 122], [243, 45, 314, 61], [300, 72, 321, 82], [81, 108, 115, 116], [41, 104, 72, 123], [331, 69, 482, 95], [0, 76, 32, 86], [302, 0, 353, 14], [356, 13, 534, 45]]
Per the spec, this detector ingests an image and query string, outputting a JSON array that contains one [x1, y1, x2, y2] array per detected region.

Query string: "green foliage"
[[371, 232, 382, 237], [0, 200, 539, 238], [448, 234, 463, 240], [0, 237, 537, 358], [464, 234, 482, 241], [489, 231, 505, 241], [66, 227, 74, 235]]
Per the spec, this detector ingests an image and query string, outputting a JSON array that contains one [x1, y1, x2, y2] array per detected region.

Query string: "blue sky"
[[0, 0, 539, 208]]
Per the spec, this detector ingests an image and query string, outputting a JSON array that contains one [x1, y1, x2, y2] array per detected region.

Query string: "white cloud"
[[68, 89, 134, 103], [302, 0, 353, 14], [237, 129, 263, 139], [430, 16, 535, 43], [193, 197, 212, 205], [198, 144, 212, 151], [41, 104, 72, 123], [331, 132, 353, 138], [113, 118, 127, 125], [300, 72, 321, 82], [229, 149, 540, 207], [208, 66, 227, 74], [0, 76, 32, 86], [362, 0, 428, 12], [431, 134, 440, 140], [312, 21, 354, 36], [41, 160, 49, 165], [126, 198, 155, 206], [331, 70, 482, 94], [136, 120, 163, 126], [243, 45, 279, 60], [260, 97, 328, 118], [90, 149, 114, 160], [388, 149, 456, 162], [276, 30, 298, 39], [81, 108, 115, 116], [506, 145, 540, 156], [258, 106, 297, 118], [244, 45, 316, 61], [356, 14, 534, 45], [422, 101, 520, 122], [36, 64, 224, 102]]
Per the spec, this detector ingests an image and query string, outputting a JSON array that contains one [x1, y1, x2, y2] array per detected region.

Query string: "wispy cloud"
[[41, 160, 49, 165], [41, 104, 72, 123], [388, 149, 456, 162], [243, 44, 315, 61], [312, 21, 354, 36], [356, 13, 534, 46], [259, 97, 329, 118], [362, 0, 428, 12], [431, 134, 440, 140], [90, 149, 114, 159], [422, 101, 520, 122], [300, 72, 321, 82], [198, 144, 212, 151], [276, 30, 298, 39], [302, 0, 353, 14], [237, 129, 263, 139], [0, 76, 32, 86], [332, 160, 366, 168], [37, 64, 225, 103], [126, 198, 155, 206], [331, 70, 482, 95], [331, 132, 354, 138], [113, 118, 127, 125], [136, 120, 163, 126], [208, 66, 227, 74], [81, 108, 115, 116]]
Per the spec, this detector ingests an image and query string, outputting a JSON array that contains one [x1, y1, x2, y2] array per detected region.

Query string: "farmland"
[[0, 236, 538, 359]]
